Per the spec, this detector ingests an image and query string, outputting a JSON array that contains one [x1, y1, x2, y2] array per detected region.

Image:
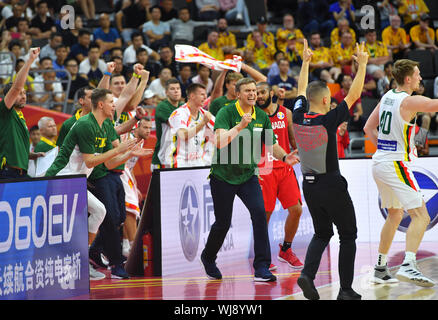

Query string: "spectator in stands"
[[93, 13, 122, 58], [79, 43, 107, 88], [158, 44, 178, 77], [296, 0, 335, 38], [409, 13, 437, 52], [142, 5, 171, 51], [337, 121, 349, 159], [52, 44, 68, 79], [34, 116, 57, 153], [112, 55, 129, 79], [377, 61, 394, 97], [334, 73, 365, 132], [267, 51, 290, 84], [377, 0, 400, 30], [198, 30, 225, 61], [276, 13, 304, 53], [78, 0, 95, 21], [148, 67, 172, 101], [116, 0, 152, 44], [365, 29, 391, 80], [351, 59, 377, 98], [159, 0, 178, 21], [209, 71, 242, 116], [110, 47, 124, 61], [191, 64, 213, 95], [58, 14, 82, 49], [382, 15, 411, 61], [331, 31, 355, 74], [29, 0, 56, 40], [135, 47, 160, 83], [246, 30, 276, 74], [329, 0, 355, 26], [246, 16, 275, 50], [177, 64, 193, 100], [68, 29, 91, 63], [269, 58, 297, 109], [196, 0, 220, 21], [29, 125, 41, 152], [40, 31, 62, 62], [222, 0, 251, 32], [241, 49, 261, 73], [123, 31, 159, 66], [284, 33, 303, 72], [168, 7, 216, 45], [5, 2, 24, 32], [38, 56, 53, 71], [33, 69, 65, 110], [63, 58, 89, 103], [4, 58, 35, 99], [308, 31, 341, 84], [216, 18, 237, 57], [15, 18, 32, 50], [330, 18, 356, 48], [398, 0, 429, 32]]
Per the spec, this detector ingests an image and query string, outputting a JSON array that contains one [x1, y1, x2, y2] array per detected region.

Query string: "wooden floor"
[[88, 241, 438, 301]]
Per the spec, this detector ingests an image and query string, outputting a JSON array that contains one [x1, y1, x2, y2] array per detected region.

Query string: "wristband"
[[282, 154, 287, 162], [135, 114, 141, 121], [104, 71, 112, 76], [133, 72, 141, 79]]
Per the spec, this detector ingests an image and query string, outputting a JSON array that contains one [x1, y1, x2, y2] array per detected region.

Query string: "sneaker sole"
[[90, 275, 106, 281], [278, 256, 304, 269], [297, 277, 320, 300], [371, 276, 399, 284], [395, 273, 435, 287], [198, 257, 222, 280], [110, 274, 129, 280], [254, 276, 276, 282]]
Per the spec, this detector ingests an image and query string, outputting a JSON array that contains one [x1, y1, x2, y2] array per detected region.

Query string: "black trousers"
[[202, 175, 271, 271], [301, 172, 357, 290], [89, 172, 126, 267]]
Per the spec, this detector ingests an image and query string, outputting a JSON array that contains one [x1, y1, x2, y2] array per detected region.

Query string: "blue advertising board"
[[0, 176, 89, 300]]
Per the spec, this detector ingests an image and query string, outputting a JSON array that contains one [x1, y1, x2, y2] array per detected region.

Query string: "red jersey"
[[259, 105, 291, 172]]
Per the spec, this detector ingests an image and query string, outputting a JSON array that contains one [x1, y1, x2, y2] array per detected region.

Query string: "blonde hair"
[[392, 59, 419, 86]]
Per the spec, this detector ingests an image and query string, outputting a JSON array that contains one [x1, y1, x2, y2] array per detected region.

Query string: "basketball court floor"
[[88, 241, 438, 300]]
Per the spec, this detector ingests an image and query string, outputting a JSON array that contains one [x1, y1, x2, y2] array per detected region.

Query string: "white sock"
[[123, 238, 130, 248], [376, 253, 387, 267], [403, 251, 416, 264]]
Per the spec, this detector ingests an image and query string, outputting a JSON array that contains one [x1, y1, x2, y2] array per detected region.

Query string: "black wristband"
[[135, 114, 141, 121], [282, 154, 287, 162]]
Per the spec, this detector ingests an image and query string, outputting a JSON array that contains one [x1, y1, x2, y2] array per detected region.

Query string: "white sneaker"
[[395, 261, 435, 287], [372, 265, 399, 284], [89, 264, 106, 280]]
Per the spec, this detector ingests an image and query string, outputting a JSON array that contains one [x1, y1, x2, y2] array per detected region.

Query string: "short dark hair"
[[165, 78, 180, 90], [136, 47, 148, 56], [131, 31, 143, 41], [8, 40, 21, 51], [39, 56, 53, 64], [256, 81, 272, 91], [50, 31, 62, 40], [91, 88, 112, 109], [77, 85, 93, 100], [89, 42, 100, 51], [29, 125, 39, 133], [36, 0, 48, 8], [149, 5, 161, 14], [306, 80, 329, 103], [78, 29, 91, 37], [186, 83, 206, 96], [55, 44, 67, 51]]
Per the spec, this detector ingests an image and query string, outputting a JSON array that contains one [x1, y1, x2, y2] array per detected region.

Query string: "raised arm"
[[114, 64, 143, 116], [209, 70, 227, 103], [296, 39, 313, 97], [97, 62, 116, 90], [345, 42, 369, 108], [4, 47, 40, 109], [240, 62, 267, 83], [125, 69, 150, 112]]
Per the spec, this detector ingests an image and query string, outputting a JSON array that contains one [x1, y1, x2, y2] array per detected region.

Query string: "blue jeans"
[[225, 0, 251, 28], [202, 175, 271, 271]]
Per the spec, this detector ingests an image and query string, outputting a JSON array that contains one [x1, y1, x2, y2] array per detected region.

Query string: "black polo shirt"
[[292, 95, 350, 174]]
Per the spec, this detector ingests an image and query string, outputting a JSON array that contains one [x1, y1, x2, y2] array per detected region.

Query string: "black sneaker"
[[89, 250, 108, 269], [111, 264, 129, 279], [337, 288, 362, 300], [297, 273, 320, 300], [254, 268, 277, 282], [199, 253, 222, 280]]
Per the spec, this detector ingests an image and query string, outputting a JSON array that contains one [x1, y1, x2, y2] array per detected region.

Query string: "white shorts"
[[372, 161, 423, 210], [120, 169, 141, 218]]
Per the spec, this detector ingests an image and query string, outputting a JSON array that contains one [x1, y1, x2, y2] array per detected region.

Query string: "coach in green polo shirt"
[[200, 77, 300, 282], [0, 47, 44, 179], [34, 116, 58, 153]]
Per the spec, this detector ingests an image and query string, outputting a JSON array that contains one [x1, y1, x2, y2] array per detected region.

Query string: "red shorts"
[[258, 165, 302, 212]]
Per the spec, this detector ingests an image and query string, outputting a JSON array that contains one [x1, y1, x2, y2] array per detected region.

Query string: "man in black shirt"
[[294, 40, 369, 300], [29, 0, 56, 40], [115, 0, 151, 44]]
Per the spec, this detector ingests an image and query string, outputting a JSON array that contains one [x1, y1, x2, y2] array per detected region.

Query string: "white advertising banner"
[[334, 157, 438, 245]]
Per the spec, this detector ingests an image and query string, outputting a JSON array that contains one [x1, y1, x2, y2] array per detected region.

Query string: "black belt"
[[1, 165, 27, 176]]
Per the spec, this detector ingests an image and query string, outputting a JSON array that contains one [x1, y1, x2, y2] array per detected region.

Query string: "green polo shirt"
[[57, 108, 83, 147], [46, 113, 118, 177], [152, 99, 184, 165], [211, 101, 276, 185], [34, 136, 57, 153], [0, 99, 30, 170], [209, 95, 236, 117]]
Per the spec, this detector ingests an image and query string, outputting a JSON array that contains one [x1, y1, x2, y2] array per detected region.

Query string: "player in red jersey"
[[256, 82, 304, 269]]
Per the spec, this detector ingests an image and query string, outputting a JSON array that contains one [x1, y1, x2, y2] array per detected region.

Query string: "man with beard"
[[0, 47, 44, 180], [256, 82, 303, 270]]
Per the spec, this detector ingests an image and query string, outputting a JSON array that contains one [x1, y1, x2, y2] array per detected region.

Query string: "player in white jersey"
[[120, 117, 153, 256], [167, 83, 213, 167], [364, 59, 436, 287]]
